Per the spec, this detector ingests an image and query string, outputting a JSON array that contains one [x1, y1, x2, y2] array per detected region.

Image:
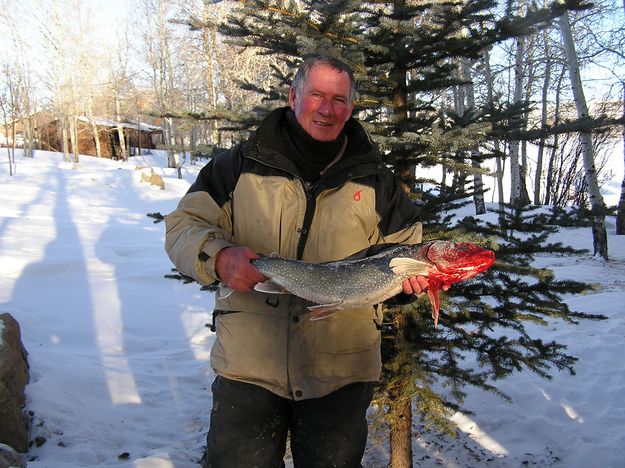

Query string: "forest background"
[[1, 1, 625, 467]]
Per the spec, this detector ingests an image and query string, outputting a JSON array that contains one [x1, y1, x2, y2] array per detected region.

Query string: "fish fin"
[[307, 302, 344, 321], [389, 258, 431, 276], [427, 285, 441, 327], [253, 281, 287, 294], [217, 285, 234, 300]]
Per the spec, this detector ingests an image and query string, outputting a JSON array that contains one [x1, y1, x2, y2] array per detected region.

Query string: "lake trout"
[[246, 240, 495, 326]]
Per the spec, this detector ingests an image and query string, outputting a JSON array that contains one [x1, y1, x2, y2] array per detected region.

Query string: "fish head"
[[424, 241, 495, 285]]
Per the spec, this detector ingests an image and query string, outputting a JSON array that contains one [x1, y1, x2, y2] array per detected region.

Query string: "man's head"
[[289, 56, 355, 142]]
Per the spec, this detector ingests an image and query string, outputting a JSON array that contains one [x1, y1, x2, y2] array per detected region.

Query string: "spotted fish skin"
[[250, 240, 495, 325]]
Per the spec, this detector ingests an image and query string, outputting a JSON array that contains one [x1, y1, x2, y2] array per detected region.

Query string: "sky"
[[0, 147, 624, 467]]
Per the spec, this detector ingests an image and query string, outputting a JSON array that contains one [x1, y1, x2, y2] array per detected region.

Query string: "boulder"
[[0, 313, 30, 454], [0, 443, 25, 468]]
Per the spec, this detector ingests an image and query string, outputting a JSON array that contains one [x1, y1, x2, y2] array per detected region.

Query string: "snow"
[[1, 148, 624, 467]]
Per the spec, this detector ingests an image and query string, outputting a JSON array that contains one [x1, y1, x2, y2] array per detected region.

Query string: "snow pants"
[[201, 376, 374, 468]]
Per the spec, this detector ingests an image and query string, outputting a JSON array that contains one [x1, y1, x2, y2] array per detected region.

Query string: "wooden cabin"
[[37, 116, 163, 159]]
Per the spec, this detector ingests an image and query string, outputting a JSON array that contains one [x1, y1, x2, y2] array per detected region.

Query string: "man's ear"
[[288, 87, 297, 110]]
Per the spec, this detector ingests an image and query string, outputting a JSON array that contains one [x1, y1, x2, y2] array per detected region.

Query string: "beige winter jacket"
[[165, 108, 422, 399]]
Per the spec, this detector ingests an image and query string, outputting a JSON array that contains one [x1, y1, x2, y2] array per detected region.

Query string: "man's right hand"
[[215, 246, 266, 293]]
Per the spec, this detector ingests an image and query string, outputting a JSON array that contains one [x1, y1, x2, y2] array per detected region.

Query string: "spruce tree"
[[180, 1, 602, 465]]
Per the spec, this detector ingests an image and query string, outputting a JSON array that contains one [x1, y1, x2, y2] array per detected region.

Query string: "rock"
[[140, 169, 165, 190], [0, 313, 30, 454], [0, 443, 26, 468]]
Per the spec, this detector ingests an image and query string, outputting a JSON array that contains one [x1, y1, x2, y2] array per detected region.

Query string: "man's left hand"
[[402, 276, 451, 295], [402, 276, 429, 295]]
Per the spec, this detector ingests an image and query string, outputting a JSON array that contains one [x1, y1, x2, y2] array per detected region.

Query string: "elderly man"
[[165, 55, 425, 467]]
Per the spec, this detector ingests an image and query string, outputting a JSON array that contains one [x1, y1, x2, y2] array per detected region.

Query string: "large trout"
[[242, 240, 495, 326]]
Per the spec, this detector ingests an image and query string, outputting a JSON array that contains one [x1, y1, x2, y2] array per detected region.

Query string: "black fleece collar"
[[281, 109, 346, 182], [249, 107, 381, 184]]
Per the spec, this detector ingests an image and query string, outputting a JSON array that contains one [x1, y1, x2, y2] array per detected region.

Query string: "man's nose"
[[317, 98, 332, 115]]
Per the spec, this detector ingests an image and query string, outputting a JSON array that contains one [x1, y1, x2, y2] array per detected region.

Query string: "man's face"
[[289, 64, 354, 142]]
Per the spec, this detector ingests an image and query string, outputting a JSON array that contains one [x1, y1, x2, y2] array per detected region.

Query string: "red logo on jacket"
[[353, 190, 363, 201]]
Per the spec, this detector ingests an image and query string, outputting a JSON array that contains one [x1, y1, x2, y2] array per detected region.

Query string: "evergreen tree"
[[180, 1, 602, 465]]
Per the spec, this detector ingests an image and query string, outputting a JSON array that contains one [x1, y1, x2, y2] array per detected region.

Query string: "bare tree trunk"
[[87, 100, 101, 157], [23, 116, 34, 158], [69, 116, 79, 164], [202, 14, 219, 145], [164, 117, 180, 172], [10, 120, 16, 163], [137, 118, 143, 156], [115, 93, 127, 161], [61, 118, 70, 162], [0, 98, 16, 176], [389, 315, 413, 468], [509, 32, 524, 205], [519, 34, 537, 204], [544, 67, 567, 205], [439, 91, 448, 192], [387, 1, 414, 465], [558, 12, 608, 258], [461, 58, 486, 214], [616, 82, 625, 235], [483, 50, 505, 207], [509, 5, 533, 206], [534, 29, 552, 204], [450, 62, 467, 194]]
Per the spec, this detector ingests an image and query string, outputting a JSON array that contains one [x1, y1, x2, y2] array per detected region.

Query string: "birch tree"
[[144, 0, 180, 171], [534, 26, 553, 204], [617, 84, 625, 235], [0, 64, 18, 175], [558, 11, 608, 258], [461, 58, 487, 214], [482, 48, 506, 207], [508, 0, 531, 206]]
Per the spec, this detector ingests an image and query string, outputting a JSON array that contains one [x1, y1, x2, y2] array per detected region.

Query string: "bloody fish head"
[[424, 241, 495, 285]]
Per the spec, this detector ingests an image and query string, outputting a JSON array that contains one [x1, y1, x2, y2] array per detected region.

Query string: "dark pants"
[[201, 376, 374, 468]]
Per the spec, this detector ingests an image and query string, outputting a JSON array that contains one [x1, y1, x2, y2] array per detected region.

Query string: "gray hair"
[[291, 56, 356, 104]]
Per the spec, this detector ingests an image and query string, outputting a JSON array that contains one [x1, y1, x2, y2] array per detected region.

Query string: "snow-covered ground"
[[1, 148, 624, 467]]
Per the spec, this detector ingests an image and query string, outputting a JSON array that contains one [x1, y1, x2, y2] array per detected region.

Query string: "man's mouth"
[[313, 120, 333, 127]]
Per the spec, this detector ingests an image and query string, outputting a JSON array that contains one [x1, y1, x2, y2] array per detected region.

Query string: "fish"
[[245, 240, 495, 326]]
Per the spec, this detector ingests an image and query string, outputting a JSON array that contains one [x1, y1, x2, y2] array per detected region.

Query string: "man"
[[165, 56, 427, 467]]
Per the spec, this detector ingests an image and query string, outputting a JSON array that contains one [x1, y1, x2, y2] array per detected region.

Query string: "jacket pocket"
[[312, 308, 380, 355], [210, 310, 289, 389]]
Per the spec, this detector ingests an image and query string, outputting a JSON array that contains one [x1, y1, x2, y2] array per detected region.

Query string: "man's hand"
[[215, 246, 266, 293], [402, 276, 430, 295], [402, 276, 450, 295]]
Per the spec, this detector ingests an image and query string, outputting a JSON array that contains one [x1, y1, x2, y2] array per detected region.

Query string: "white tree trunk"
[[202, 16, 219, 146], [69, 116, 79, 164], [114, 94, 127, 160], [534, 28, 551, 204], [483, 49, 505, 206], [87, 100, 101, 158], [461, 58, 486, 214], [615, 82, 625, 235], [61, 118, 70, 162], [509, 31, 524, 205], [558, 11, 608, 258]]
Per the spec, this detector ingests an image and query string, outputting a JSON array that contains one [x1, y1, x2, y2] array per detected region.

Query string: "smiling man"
[[288, 61, 354, 142], [165, 56, 426, 467]]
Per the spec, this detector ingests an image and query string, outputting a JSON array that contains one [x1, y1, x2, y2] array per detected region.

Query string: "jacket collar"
[[245, 107, 383, 185]]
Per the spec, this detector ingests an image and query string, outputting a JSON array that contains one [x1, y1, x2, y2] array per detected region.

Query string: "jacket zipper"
[[246, 148, 370, 261], [296, 181, 317, 260]]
